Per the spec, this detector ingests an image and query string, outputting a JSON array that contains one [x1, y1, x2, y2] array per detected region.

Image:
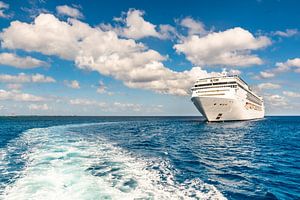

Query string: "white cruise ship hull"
[[191, 96, 264, 122], [191, 75, 265, 122]]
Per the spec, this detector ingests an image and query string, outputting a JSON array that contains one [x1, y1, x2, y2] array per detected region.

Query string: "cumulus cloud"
[[1, 13, 217, 96], [180, 17, 206, 36], [275, 58, 300, 73], [273, 29, 298, 37], [28, 103, 49, 110], [0, 1, 11, 18], [33, 74, 55, 83], [283, 91, 300, 98], [0, 15, 79, 60], [118, 9, 160, 39], [260, 58, 300, 79], [174, 27, 271, 67], [257, 83, 281, 90], [101, 9, 175, 40], [64, 80, 80, 89], [0, 53, 48, 69], [0, 89, 45, 102], [259, 71, 275, 79], [56, 5, 83, 19], [0, 73, 56, 83], [264, 94, 288, 106], [158, 24, 177, 40]]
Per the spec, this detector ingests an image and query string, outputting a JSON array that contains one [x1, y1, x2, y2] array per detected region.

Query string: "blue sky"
[[0, 0, 299, 116]]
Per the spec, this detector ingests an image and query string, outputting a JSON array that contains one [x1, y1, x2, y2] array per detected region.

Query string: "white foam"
[[1, 123, 226, 200]]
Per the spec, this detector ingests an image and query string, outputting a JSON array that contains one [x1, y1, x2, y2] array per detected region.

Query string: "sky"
[[0, 0, 299, 116]]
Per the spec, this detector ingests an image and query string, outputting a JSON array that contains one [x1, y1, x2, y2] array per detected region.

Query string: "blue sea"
[[0, 116, 299, 200]]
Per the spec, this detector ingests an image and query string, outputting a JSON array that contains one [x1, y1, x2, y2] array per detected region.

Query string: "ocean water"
[[0, 116, 299, 200]]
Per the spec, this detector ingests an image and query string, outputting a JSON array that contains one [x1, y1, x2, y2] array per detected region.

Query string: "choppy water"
[[0, 116, 299, 200]]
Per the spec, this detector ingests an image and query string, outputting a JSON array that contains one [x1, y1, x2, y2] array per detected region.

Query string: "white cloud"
[[6, 83, 22, 90], [257, 83, 281, 90], [180, 17, 206, 36], [113, 102, 142, 112], [283, 91, 300, 98], [275, 58, 300, 73], [64, 80, 80, 89], [260, 58, 300, 79], [96, 80, 107, 94], [148, 104, 164, 113], [56, 5, 83, 19], [95, 80, 114, 95], [120, 9, 160, 39], [101, 9, 175, 40], [28, 103, 49, 110], [1, 14, 80, 60], [32, 73, 56, 83], [259, 71, 275, 78], [228, 69, 242, 75], [174, 27, 271, 67], [21, 7, 48, 19], [69, 98, 146, 112], [274, 29, 298, 37], [0, 89, 45, 102], [0, 53, 48, 69], [1, 13, 218, 96], [264, 94, 288, 106], [0, 1, 10, 18], [69, 98, 106, 107], [0, 73, 56, 83], [158, 24, 177, 40]]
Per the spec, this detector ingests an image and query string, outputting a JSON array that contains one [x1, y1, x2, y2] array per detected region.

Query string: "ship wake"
[[0, 123, 226, 200]]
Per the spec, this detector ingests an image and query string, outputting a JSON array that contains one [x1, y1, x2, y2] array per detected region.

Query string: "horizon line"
[[1, 115, 299, 117]]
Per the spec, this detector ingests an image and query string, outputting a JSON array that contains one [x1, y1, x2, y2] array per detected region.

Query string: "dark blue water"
[[0, 116, 299, 199]]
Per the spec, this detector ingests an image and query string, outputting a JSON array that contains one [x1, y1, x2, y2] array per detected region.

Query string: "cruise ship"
[[191, 75, 264, 122]]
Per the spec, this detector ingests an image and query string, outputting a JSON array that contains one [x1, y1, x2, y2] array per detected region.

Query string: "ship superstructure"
[[191, 75, 264, 122]]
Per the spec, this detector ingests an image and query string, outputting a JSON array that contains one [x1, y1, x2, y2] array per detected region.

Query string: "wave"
[[0, 123, 226, 200]]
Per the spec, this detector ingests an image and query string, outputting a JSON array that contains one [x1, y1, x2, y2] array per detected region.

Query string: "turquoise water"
[[0, 116, 299, 199]]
